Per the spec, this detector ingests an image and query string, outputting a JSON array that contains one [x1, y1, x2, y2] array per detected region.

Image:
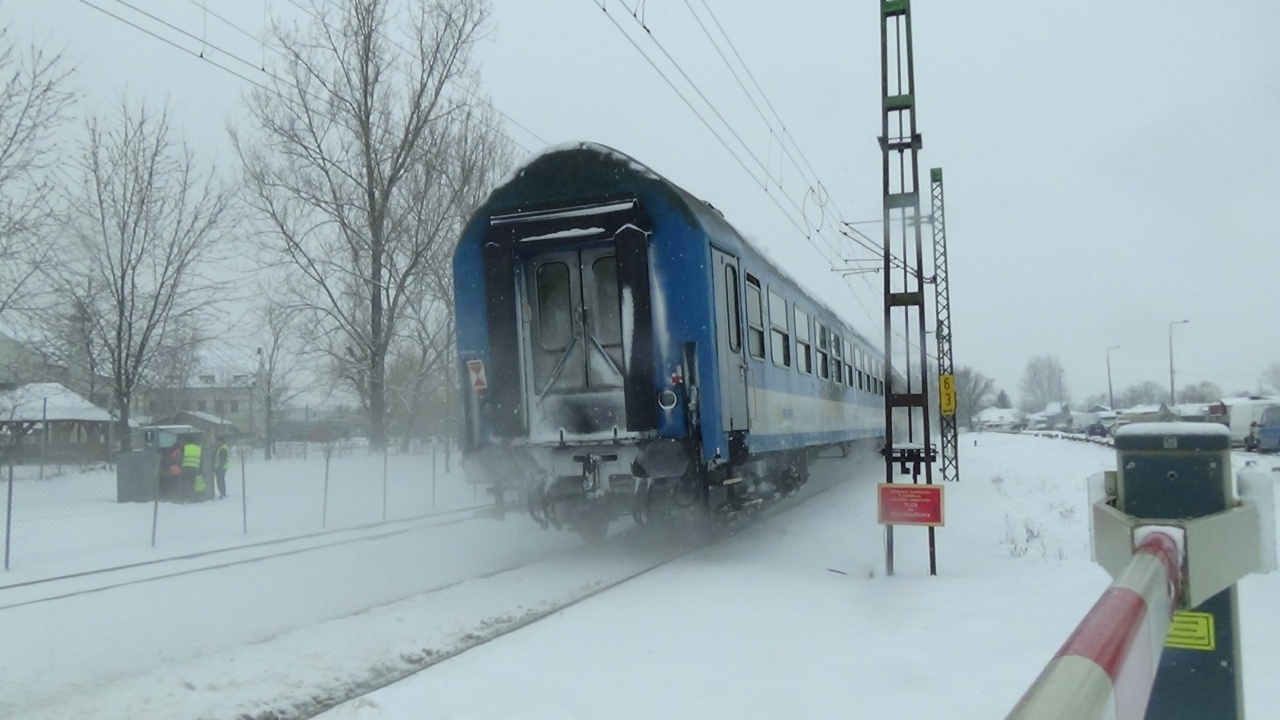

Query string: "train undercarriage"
[[476, 441, 845, 541]]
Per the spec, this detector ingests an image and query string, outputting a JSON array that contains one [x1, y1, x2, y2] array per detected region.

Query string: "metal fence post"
[[322, 443, 331, 528], [240, 447, 248, 536], [5, 458, 14, 570]]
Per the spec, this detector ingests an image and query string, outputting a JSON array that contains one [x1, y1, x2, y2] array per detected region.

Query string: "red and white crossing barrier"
[[1006, 530, 1182, 720]]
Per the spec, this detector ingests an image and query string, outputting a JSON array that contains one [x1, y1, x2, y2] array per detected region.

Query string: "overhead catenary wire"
[[683, 0, 910, 284], [77, 0, 277, 96], [87, 0, 541, 154], [609, 3, 854, 268], [281, 0, 549, 150], [596, 1, 899, 330], [587, 1, 839, 265]]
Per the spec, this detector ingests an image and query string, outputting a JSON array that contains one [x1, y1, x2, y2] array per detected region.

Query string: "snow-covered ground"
[[2, 433, 1277, 719]]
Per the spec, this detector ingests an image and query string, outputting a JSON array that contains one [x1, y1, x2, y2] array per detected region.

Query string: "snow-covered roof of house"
[[1042, 401, 1064, 415], [1216, 395, 1280, 407], [0, 382, 112, 423], [975, 407, 1023, 423], [1119, 403, 1165, 415], [183, 410, 234, 426]]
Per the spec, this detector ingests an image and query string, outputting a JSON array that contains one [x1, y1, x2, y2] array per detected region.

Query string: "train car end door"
[[711, 249, 750, 432]]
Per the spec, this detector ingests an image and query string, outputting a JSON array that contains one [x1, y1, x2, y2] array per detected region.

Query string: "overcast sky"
[[13, 1, 1280, 405]]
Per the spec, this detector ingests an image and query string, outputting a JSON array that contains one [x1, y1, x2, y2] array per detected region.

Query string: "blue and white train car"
[[454, 143, 887, 537]]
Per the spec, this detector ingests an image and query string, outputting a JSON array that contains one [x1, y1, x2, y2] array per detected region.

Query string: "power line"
[[77, 0, 277, 96], [662, 2, 904, 314], [598, 1, 858, 273], [282, 0, 548, 150], [689, 0, 886, 278], [587, 0, 835, 265], [81, 0, 541, 155], [596, 2, 890, 330], [683, 0, 846, 233]]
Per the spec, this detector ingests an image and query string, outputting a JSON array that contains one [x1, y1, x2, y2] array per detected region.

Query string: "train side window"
[[536, 262, 572, 350], [816, 323, 830, 379], [831, 333, 843, 384], [724, 265, 741, 353], [768, 289, 791, 367], [745, 275, 765, 360], [794, 308, 812, 374], [856, 349, 864, 390], [844, 340, 854, 386]]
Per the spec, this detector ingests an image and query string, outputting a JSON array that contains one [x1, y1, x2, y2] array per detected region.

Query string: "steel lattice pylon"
[[931, 168, 960, 485], [879, 0, 936, 576]]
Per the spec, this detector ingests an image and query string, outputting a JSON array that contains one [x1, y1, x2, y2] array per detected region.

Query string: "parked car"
[[1252, 407, 1280, 453], [1085, 422, 1108, 437]]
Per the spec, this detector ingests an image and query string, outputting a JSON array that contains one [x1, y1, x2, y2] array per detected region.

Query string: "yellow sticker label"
[[1165, 611, 1215, 651], [939, 374, 956, 416]]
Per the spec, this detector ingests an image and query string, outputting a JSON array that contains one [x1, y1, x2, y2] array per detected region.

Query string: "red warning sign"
[[466, 359, 487, 391], [877, 483, 944, 527]]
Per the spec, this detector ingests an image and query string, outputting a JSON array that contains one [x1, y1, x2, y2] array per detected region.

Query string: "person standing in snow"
[[214, 441, 231, 499], [182, 440, 205, 501]]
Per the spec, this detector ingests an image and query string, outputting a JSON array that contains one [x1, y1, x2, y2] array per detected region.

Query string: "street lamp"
[[1168, 320, 1189, 406], [1106, 346, 1120, 410]]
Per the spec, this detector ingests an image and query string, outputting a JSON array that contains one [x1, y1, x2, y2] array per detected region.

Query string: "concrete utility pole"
[[1168, 320, 1189, 406], [1106, 345, 1120, 410]]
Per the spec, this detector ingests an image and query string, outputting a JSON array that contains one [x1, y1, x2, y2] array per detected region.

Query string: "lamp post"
[[1106, 346, 1120, 410], [1168, 320, 1189, 406]]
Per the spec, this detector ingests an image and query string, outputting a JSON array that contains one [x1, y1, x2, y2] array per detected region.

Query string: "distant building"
[[0, 331, 67, 390], [0, 382, 113, 462], [135, 372, 261, 441]]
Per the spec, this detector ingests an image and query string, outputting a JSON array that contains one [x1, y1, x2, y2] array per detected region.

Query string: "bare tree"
[[0, 29, 73, 317], [1178, 381, 1223, 405], [953, 366, 995, 429], [1115, 380, 1165, 410], [235, 0, 491, 450], [994, 389, 1012, 409], [254, 297, 316, 459], [1262, 362, 1280, 394], [387, 101, 514, 449], [55, 100, 234, 451], [142, 319, 205, 419], [1018, 355, 1069, 413]]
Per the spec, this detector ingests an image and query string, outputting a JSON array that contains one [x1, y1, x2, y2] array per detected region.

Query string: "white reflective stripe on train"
[[747, 386, 883, 438]]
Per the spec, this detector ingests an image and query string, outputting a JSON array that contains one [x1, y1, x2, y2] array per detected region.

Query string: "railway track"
[[0, 503, 492, 610], [289, 458, 864, 720]]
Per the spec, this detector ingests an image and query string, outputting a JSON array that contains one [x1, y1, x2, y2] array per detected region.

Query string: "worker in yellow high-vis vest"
[[182, 440, 206, 500]]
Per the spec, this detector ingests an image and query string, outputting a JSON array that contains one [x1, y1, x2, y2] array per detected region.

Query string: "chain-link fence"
[[1, 438, 475, 574]]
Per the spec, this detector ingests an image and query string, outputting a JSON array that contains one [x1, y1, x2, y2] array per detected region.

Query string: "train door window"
[[831, 333, 843, 385], [816, 323, 830, 379], [536, 262, 573, 350], [591, 257, 622, 345], [724, 265, 741, 353], [768, 289, 791, 367], [794, 307, 812, 374], [745, 274, 765, 360], [844, 340, 854, 386]]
